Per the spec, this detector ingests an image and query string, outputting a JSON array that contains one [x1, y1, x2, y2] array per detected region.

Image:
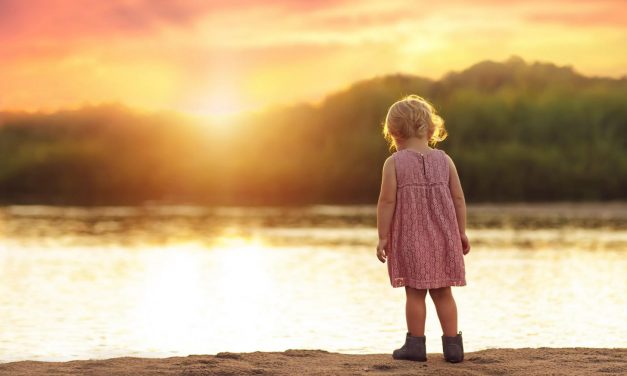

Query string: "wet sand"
[[1, 348, 625, 376]]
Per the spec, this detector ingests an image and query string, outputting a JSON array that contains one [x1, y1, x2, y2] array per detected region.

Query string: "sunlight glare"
[[186, 84, 246, 127], [130, 236, 284, 354], [133, 243, 209, 352]]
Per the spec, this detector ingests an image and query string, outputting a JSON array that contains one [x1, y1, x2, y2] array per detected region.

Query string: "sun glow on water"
[[131, 236, 281, 354]]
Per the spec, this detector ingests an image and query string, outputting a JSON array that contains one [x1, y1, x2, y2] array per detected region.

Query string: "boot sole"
[[393, 356, 427, 362], [392, 352, 427, 362]]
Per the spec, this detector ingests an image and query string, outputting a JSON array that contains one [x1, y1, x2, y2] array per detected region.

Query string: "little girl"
[[376, 94, 470, 363]]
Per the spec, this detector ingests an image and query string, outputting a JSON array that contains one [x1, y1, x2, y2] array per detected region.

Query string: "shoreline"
[[1, 348, 625, 376]]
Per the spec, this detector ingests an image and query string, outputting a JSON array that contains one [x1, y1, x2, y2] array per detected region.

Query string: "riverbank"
[[1, 348, 625, 376]]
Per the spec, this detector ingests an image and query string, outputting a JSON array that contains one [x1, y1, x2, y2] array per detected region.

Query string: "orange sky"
[[1, 0, 625, 117]]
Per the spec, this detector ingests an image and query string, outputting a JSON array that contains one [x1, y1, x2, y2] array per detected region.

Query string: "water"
[[0, 203, 625, 362]]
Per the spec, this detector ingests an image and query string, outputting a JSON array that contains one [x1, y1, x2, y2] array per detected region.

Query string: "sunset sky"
[[1, 0, 625, 117]]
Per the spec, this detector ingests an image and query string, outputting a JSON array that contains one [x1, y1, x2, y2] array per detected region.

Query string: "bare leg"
[[405, 287, 427, 336], [428, 287, 458, 336]]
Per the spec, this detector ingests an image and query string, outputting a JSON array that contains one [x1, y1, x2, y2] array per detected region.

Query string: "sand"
[[1, 348, 625, 376]]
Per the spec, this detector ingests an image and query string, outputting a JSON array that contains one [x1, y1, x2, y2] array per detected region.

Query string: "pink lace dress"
[[386, 148, 466, 289]]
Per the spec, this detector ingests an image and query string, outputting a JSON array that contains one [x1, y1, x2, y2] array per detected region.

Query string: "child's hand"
[[461, 233, 471, 255], [376, 239, 388, 263]]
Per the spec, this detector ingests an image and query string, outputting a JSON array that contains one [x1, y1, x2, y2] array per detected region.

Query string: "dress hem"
[[390, 277, 466, 289]]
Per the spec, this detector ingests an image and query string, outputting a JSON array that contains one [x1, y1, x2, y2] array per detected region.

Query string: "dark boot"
[[442, 331, 464, 363], [392, 332, 427, 361]]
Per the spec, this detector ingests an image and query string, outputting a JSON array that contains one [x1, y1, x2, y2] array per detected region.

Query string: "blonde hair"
[[382, 94, 447, 150]]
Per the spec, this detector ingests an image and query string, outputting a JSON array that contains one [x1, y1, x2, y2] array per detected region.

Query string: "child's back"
[[376, 94, 470, 363], [387, 148, 466, 289]]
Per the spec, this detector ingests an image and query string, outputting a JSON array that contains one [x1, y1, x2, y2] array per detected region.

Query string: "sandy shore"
[[1, 348, 625, 376]]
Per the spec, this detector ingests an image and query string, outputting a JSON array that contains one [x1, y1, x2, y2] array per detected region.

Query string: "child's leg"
[[428, 287, 458, 336], [405, 286, 427, 336]]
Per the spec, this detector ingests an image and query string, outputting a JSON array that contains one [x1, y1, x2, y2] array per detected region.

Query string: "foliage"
[[1, 57, 625, 205]]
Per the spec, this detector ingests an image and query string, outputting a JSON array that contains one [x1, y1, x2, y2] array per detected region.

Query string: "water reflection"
[[0, 204, 625, 361]]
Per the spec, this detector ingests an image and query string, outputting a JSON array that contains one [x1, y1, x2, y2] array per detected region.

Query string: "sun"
[[183, 84, 248, 125], [203, 93, 243, 118], [204, 100, 243, 127]]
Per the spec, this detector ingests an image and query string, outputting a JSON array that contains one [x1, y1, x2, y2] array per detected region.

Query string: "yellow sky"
[[0, 0, 625, 116]]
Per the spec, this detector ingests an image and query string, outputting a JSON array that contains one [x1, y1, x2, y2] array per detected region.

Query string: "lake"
[[0, 203, 625, 362]]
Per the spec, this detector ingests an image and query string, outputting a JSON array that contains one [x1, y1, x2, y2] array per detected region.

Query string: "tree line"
[[1, 56, 625, 205]]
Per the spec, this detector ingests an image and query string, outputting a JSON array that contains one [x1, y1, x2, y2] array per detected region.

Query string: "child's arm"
[[446, 154, 471, 255], [376, 156, 397, 263]]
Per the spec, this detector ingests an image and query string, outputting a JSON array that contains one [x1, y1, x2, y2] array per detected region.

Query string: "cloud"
[[0, 0, 356, 39], [526, 7, 627, 27], [0, 0, 204, 39]]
